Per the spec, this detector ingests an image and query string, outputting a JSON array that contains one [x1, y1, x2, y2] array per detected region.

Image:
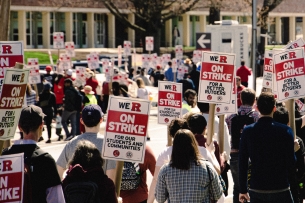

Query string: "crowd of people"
[[3, 58, 305, 203]]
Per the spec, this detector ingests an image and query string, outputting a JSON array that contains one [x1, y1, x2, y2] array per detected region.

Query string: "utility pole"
[[252, 0, 257, 91]]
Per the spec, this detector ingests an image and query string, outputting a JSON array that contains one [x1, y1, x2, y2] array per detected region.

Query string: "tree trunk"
[[0, 0, 11, 41], [209, 7, 220, 25], [257, 10, 269, 54]]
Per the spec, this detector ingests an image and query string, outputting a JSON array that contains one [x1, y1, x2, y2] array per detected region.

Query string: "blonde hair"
[[136, 78, 145, 88]]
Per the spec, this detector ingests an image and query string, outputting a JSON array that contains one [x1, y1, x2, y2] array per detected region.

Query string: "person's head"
[[64, 78, 73, 87], [156, 65, 161, 70], [273, 106, 289, 125], [140, 68, 145, 76], [257, 92, 276, 116], [68, 140, 104, 170], [187, 113, 207, 135], [82, 85, 94, 95], [66, 69, 73, 77], [240, 88, 256, 106], [86, 71, 95, 79], [197, 102, 209, 113], [112, 81, 120, 96], [43, 82, 52, 92], [184, 89, 197, 107], [19, 105, 45, 139], [81, 104, 104, 128], [129, 67, 134, 75], [120, 84, 129, 97], [168, 61, 172, 66], [55, 73, 64, 85], [168, 118, 189, 138], [170, 129, 201, 170], [45, 65, 52, 73], [241, 60, 245, 66], [136, 78, 145, 88], [236, 76, 241, 87]]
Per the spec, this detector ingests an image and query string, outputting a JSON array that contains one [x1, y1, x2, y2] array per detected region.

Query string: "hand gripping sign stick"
[[218, 115, 225, 153], [287, 99, 297, 139]]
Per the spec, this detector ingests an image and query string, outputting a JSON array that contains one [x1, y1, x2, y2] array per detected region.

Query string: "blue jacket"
[[165, 67, 174, 82], [239, 117, 296, 193]]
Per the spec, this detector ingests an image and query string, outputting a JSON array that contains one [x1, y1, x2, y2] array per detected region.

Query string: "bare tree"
[[99, 0, 199, 54], [0, 0, 11, 41]]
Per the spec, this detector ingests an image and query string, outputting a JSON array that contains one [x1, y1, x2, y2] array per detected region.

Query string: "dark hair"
[[64, 78, 73, 85], [187, 113, 207, 134], [168, 118, 189, 138], [241, 88, 256, 106], [197, 102, 209, 113], [120, 84, 129, 97], [170, 129, 201, 170], [273, 106, 289, 125], [184, 89, 197, 98], [68, 140, 104, 170], [55, 73, 64, 85], [257, 92, 276, 115], [136, 70, 140, 74], [112, 82, 120, 96], [241, 60, 245, 66], [160, 74, 165, 80], [168, 61, 172, 66]]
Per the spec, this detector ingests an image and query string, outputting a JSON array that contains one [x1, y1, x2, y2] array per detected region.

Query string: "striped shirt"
[[156, 160, 223, 203], [26, 90, 36, 105]]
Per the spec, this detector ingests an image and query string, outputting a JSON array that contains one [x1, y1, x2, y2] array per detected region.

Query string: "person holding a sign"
[[2, 105, 65, 203], [134, 68, 151, 86], [165, 61, 174, 82], [57, 104, 116, 181], [236, 60, 252, 87], [239, 92, 295, 203], [155, 129, 223, 203]]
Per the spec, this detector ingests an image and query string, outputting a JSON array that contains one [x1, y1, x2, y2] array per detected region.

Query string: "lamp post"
[[252, 0, 257, 91]]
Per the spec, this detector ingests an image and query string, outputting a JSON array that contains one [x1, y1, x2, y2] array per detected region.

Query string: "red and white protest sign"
[[53, 32, 64, 49], [284, 38, 305, 50], [102, 59, 112, 82], [142, 54, 150, 69], [215, 77, 237, 115], [87, 52, 99, 70], [177, 64, 188, 80], [145, 36, 154, 51], [102, 96, 150, 163], [262, 50, 273, 89], [75, 66, 86, 85], [198, 52, 236, 104], [0, 153, 24, 202], [193, 50, 202, 64], [161, 54, 171, 68], [175, 45, 183, 59], [273, 47, 305, 102], [150, 53, 158, 68], [0, 41, 24, 80], [158, 81, 182, 124], [27, 58, 40, 84], [0, 68, 29, 140], [172, 58, 178, 73], [123, 41, 131, 56], [58, 53, 71, 72], [65, 42, 75, 57]]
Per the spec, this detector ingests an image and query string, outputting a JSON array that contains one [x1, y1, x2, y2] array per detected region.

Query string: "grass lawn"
[[24, 51, 59, 64], [265, 45, 285, 50]]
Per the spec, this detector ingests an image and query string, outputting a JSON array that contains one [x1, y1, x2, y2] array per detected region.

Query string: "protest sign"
[[0, 42, 24, 92], [142, 54, 150, 69], [123, 41, 131, 56], [193, 50, 202, 64], [58, 53, 71, 72], [273, 47, 305, 102], [0, 68, 29, 140], [75, 66, 86, 85], [102, 96, 150, 163], [53, 32, 64, 49], [285, 38, 305, 50], [87, 52, 99, 70], [262, 50, 273, 89], [158, 81, 182, 124], [0, 153, 24, 202], [161, 54, 171, 68], [296, 99, 305, 112], [175, 45, 183, 59], [27, 58, 40, 84], [65, 42, 75, 57], [215, 77, 237, 115], [150, 53, 158, 68], [177, 64, 188, 80], [145, 36, 154, 51], [198, 52, 235, 104]]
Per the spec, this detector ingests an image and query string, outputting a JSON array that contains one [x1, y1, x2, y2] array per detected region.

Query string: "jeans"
[[61, 110, 77, 136], [249, 190, 294, 203], [230, 152, 240, 203]]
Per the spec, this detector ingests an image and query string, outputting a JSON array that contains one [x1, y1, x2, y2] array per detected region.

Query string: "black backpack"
[[74, 90, 83, 111], [64, 181, 100, 203], [230, 111, 255, 149], [120, 162, 141, 190]]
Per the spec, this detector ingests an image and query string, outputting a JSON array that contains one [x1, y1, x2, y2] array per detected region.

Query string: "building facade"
[[9, 0, 305, 49]]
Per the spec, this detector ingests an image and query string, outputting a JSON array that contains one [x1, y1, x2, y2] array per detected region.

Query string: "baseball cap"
[[19, 105, 45, 133], [156, 65, 161, 70], [66, 69, 73, 76], [45, 66, 52, 72], [44, 82, 52, 90], [82, 104, 104, 127]]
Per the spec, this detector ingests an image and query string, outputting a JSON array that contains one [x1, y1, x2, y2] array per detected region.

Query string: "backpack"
[[23, 148, 47, 203], [64, 181, 100, 203], [230, 111, 255, 149], [120, 162, 141, 190], [74, 90, 83, 111]]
